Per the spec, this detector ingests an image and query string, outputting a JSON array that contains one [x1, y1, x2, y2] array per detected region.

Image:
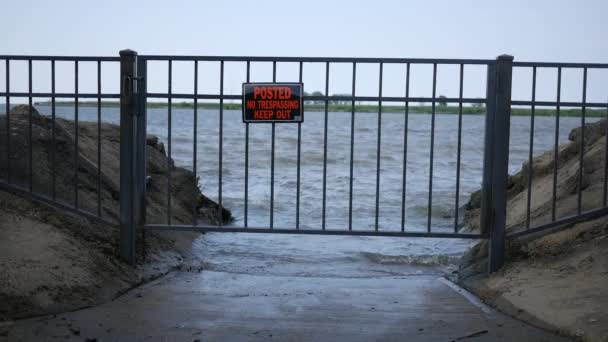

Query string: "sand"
[[0, 105, 230, 320], [460, 118, 608, 341]]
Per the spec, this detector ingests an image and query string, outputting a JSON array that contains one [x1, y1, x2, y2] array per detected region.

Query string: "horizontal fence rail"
[[143, 224, 483, 238], [0, 55, 121, 62], [0, 55, 119, 227], [143, 93, 488, 103], [139, 55, 495, 64]]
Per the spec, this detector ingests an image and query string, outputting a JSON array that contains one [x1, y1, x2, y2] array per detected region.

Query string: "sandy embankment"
[[459, 119, 608, 341], [0, 105, 232, 320]]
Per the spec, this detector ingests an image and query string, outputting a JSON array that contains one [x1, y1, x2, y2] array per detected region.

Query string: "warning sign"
[[242, 83, 303, 123]]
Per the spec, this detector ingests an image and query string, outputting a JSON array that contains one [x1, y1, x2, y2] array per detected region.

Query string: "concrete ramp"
[[1, 271, 569, 341]]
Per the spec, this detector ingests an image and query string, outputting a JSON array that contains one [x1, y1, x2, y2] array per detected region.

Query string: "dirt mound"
[[0, 105, 232, 320], [460, 215, 608, 341], [463, 118, 608, 233], [0, 104, 232, 225], [458, 118, 608, 341]]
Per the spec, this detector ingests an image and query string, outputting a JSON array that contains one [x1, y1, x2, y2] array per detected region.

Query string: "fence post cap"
[[497, 54, 514, 61], [119, 49, 138, 57]]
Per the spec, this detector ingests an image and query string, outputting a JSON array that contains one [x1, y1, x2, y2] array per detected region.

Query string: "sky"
[[1, 0, 607, 105]]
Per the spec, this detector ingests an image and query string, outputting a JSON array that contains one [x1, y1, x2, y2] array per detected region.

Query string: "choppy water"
[[34, 104, 597, 264]]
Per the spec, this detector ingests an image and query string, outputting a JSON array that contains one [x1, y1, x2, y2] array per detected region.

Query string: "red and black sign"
[[242, 83, 303, 123]]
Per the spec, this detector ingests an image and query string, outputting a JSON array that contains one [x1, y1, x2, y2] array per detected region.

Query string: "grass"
[[31, 101, 608, 117]]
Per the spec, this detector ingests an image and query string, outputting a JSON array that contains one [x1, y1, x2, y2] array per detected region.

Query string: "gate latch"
[[122, 75, 145, 97]]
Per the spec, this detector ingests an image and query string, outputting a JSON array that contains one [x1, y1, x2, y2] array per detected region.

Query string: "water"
[[34, 104, 597, 267]]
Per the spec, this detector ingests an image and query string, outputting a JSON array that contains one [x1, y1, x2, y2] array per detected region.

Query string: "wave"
[[407, 202, 456, 220], [360, 251, 460, 266]]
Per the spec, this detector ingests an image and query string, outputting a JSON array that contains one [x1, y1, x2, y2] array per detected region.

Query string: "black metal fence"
[[136, 54, 491, 238], [0, 55, 120, 226], [508, 61, 608, 238], [1, 51, 607, 273]]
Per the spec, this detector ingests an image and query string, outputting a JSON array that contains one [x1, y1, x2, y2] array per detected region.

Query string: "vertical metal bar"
[[552, 67, 561, 221], [526, 66, 536, 229], [454, 64, 464, 233], [487, 55, 514, 273], [348, 62, 356, 231], [193, 60, 198, 225], [322, 61, 329, 230], [270, 61, 276, 229], [604, 97, 608, 207], [51, 60, 56, 200], [74, 61, 79, 208], [167, 60, 172, 225], [401, 63, 410, 232], [28, 59, 32, 192], [481, 64, 496, 238], [244, 61, 250, 227], [218, 60, 224, 227], [135, 57, 148, 261], [374, 62, 383, 231], [119, 49, 137, 265], [4, 59, 9, 184], [427, 63, 437, 232], [97, 60, 101, 216], [578, 67, 587, 215], [296, 61, 302, 230]]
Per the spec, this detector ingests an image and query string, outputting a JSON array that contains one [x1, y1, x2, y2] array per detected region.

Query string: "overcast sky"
[[1, 0, 607, 104]]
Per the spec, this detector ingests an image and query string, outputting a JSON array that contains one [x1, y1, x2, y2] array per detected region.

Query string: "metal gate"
[[3, 51, 607, 273], [118, 51, 507, 266]]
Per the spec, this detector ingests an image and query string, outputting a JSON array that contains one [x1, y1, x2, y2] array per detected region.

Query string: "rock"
[[459, 117, 608, 285], [146, 135, 159, 146], [465, 189, 481, 210], [7, 104, 38, 117], [568, 119, 608, 147], [462, 118, 608, 237], [0, 105, 232, 226]]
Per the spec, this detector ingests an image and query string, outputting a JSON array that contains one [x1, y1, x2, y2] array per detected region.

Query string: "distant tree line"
[[303, 91, 352, 105], [302, 91, 486, 109]]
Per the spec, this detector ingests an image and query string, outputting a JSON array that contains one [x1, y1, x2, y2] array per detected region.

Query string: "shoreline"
[[26, 101, 608, 117], [458, 118, 608, 341], [0, 105, 232, 321], [459, 217, 608, 341]]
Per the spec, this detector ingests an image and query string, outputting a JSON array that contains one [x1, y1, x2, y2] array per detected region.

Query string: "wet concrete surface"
[[0, 270, 570, 341]]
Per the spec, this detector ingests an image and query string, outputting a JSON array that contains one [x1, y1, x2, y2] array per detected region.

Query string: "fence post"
[[119, 49, 138, 265], [482, 55, 513, 273], [135, 57, 148, 260]]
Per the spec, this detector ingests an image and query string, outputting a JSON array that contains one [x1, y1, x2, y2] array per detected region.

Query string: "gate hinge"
[[122, 76, 144, 96], [128, 76, 145, 83]]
